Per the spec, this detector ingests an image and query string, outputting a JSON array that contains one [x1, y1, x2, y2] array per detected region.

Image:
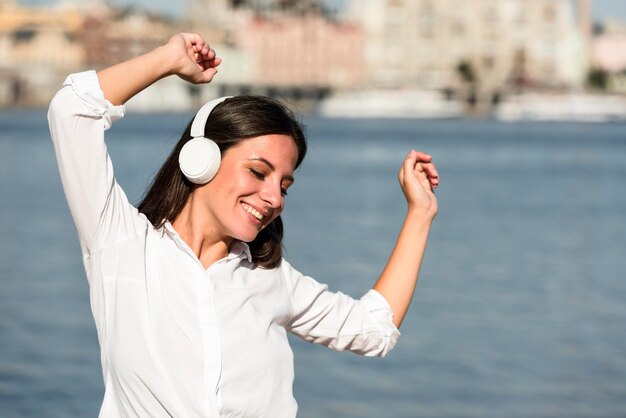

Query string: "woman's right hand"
[[166, 33, 222, 84], [97, 32, 222, 105]]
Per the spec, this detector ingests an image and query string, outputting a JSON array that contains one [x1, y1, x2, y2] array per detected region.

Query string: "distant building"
[[346, 0, 587, 92], [0, 2, 185, 107], [591, 21, 626, 93], [187, 0, 361, 89], [236, 14, 364, 88], [592, 21, 626, 73], [0, 2, 85, 105], [82, 9, 176, 68]]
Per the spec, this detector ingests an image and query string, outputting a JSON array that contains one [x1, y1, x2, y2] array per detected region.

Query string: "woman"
[[48, 33, 439, 417]]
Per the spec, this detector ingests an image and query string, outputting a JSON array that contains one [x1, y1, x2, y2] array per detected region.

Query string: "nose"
[[260, 181, 283, 209]]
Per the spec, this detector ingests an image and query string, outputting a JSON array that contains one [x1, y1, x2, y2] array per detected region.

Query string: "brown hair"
[[137, 96, 307, 268]]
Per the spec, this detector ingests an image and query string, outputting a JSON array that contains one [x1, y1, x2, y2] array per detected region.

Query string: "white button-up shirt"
[[48, 71, 400, 418]]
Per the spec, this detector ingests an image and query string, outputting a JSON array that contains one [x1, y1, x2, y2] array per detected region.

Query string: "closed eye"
[[249, 167, 290, 197], [249, 168, 265, 180]]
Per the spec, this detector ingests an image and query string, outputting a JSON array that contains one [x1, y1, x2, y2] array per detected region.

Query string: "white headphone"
[[178, 96, 232, 184]]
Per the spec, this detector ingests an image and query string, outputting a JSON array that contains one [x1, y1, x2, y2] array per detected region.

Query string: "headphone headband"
[[190, 96, 232, 138]]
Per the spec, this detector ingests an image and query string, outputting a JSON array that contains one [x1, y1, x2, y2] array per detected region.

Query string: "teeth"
[[243, 204, 264, 221]]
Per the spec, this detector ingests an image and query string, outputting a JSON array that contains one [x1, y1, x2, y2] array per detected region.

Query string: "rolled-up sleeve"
[[283, 260, 401, 357], [48, 71, 143, 253]]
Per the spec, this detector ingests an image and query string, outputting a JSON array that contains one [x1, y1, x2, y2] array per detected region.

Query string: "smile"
[[242, 203, 265, 222]]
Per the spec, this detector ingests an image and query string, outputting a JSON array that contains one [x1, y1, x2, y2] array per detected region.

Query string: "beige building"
[[81, 10, 175, 68], [0, 1, 85, 105], [0, 1, 186, 108], [188, 0, 364, 89], [591, 21, 626, 93], [347, 0, 587, 91], [592, 21, 626, 73], [236, 15, 364, 88]]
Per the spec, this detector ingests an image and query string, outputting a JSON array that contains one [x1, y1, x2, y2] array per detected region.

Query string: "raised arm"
[[48, 32, 220, 251], [373, 150, 439, 328], [98, 33, 221, 105]]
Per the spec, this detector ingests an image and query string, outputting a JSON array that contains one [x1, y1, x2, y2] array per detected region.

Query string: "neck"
[[171, 200, 232, 269]]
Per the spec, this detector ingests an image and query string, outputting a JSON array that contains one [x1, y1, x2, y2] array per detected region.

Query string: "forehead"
[[226, 134, 299, 170]]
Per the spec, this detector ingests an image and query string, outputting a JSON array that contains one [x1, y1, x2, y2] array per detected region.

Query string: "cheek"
[[212, 170, 249, 198]]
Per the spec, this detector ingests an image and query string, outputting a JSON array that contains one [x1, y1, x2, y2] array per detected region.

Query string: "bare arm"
[[373, 150, 439, 328], [97, 33, 221, 105]]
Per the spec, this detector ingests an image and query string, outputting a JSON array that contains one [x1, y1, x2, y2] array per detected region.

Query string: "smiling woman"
[[47, 32, 439, 417], [137, 95, 306, 269]]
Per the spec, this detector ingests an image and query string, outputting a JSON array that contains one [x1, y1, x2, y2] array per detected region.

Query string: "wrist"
[[151, 44, 179, 79], [406, 205, 437, 223]]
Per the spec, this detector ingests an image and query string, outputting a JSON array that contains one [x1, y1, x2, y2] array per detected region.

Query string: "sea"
[[1, 109, 625, 418]]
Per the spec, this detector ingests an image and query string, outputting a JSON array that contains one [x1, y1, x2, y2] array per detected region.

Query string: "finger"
[[421, 162, 439, 179], [399, 151, 414, 184], [413, 151, 432, 163], [403, 150, 419, 179], [426, 172, 439, 186], [413, 163, 430, 184], [411, 161, 432, 191], [186, 33, 205, 47], [193, 40, 205, 53], [198, 57, 222, 73], [198, 51, 220, 67], [412, 159, 438, 188], [196, 67, 218, 83], [196, 46, 214, 61], [426, 166, 440, 188], [421, 165, 439, 188], [415, 164, 434, 191]]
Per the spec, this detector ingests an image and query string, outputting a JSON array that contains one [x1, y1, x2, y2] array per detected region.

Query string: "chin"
[[234, 229, 261, 244]]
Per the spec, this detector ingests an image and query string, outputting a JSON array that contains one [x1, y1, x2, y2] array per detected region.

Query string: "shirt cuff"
[[360, 289, 401, 354], [64, 70, 125, 130]]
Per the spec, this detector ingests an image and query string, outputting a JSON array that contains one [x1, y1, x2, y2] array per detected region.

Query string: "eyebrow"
[[249, 157, 294, 183]]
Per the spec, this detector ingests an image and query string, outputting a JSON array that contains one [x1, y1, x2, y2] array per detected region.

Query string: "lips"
[[241, 202, 266, 222]]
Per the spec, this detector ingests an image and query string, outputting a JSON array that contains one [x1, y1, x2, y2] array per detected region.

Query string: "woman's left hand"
[[398, 150, 439, 218], [374, 151, 439, 327]]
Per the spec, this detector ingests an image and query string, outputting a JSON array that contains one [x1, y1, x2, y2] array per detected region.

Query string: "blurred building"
[[347, 0, 588, 93], [188, 0, 364, 91], [1, 0, 614, 112], [0, 1, 85, 105], [591, 21, 626, 92], [236, 14, 363, 88], [82, 9, 176, 68], [188, 0, 327, 31], [592, 21, 626, 73]]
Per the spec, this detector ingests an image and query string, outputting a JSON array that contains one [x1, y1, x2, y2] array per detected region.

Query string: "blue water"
[[1, 110, 625, 417]]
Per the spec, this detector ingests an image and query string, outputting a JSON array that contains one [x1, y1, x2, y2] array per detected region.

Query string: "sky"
[[17, 0, 626, 24]]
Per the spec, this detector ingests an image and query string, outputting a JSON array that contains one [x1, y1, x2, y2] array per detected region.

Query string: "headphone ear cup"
[[178, 137, 221, 184]]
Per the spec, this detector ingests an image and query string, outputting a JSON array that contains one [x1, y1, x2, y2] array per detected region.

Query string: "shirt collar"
[[230, 241, 253, 263], [162, 221, 252, 263]]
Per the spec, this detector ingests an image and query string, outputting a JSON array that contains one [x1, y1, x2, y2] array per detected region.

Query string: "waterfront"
[[1, 111, 625, 417]]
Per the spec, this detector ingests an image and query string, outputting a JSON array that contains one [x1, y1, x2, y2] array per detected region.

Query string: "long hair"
[[137, 96, 307, 268]]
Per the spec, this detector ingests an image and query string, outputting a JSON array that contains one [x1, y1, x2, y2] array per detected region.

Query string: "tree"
[[587, 68, 609, 90], [456, 60, 476, 84]]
